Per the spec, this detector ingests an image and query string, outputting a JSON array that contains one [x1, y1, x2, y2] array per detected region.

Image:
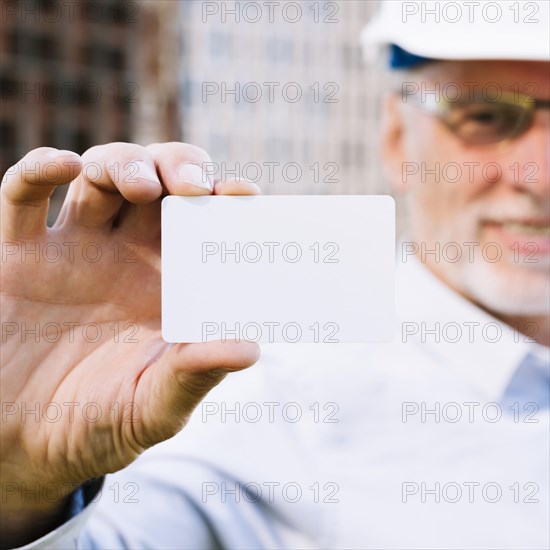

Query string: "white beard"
[[407, 195, 550, 318], [450, 254, 550, 316]]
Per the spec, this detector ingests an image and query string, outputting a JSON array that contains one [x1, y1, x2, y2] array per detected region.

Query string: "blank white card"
[[162, 195, 395, 343]]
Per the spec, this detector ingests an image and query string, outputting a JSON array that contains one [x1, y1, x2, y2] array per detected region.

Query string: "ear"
[[381, 93, 408, 193]]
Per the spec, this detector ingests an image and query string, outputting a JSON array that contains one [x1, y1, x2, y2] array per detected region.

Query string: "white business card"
[[162, 195, 395, 343]]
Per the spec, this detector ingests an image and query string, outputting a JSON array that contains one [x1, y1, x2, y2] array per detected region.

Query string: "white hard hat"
[[361, 0, 550, 68]]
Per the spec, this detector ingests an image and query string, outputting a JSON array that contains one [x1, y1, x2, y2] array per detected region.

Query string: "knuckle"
[[82, 143, 149, 163], [104, 142, 149, 161], [80, 144, 105, 162], [148, 142, 212, 164], [27, 146, 58, 158], [178, 143, 211, 162]]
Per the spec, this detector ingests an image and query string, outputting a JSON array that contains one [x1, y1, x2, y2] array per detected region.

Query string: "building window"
[[0, 72, 18, 99], [209, 133, 230, 159], [0, 120, 17, 149], [340, 141, 351, 167], [265, 137, 292, 160], [181, 77, 194, 108], [35, 34, 58, 60], [106, 48, 126, 71], [209, 31, 230, 59], [6, 30, 19, 55], [266, 38, 293, 64], [72, 128, 92, 154]]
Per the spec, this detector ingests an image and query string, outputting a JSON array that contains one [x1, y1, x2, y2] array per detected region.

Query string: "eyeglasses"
[[403, 91, 550, 145]]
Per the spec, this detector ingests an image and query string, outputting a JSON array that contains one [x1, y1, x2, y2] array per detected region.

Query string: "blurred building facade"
[[1, 0, 386, 202], [0, 0, 180, 217], [177, 0, 386, 195]]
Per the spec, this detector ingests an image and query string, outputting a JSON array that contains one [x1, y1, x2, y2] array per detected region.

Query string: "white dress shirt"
[[20, 255, 550, 549]]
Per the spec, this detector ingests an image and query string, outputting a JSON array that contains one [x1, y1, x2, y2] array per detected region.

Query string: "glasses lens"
[[444, 102, 531, 145]]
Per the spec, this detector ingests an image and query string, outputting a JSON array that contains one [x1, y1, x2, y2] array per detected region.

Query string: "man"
[[1, 1, 548, 548]]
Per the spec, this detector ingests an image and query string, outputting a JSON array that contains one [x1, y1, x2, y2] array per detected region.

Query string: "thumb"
[[132, 340, 260, 448]]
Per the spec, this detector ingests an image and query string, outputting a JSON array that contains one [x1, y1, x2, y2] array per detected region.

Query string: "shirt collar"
[[395, 251, 545, 401]]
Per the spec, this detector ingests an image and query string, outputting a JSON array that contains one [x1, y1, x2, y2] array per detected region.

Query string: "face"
[[383, 60, 549, 319]]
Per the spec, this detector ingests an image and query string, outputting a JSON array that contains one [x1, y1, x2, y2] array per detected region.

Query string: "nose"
[[506, 110, 550, 200]]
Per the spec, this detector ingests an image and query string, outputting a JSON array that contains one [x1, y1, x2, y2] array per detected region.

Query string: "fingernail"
[[134, 160, 161, 184], [177, 163, 213, 191]]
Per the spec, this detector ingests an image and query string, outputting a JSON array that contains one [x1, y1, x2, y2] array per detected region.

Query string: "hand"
[[0, 143, 261, 545]]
